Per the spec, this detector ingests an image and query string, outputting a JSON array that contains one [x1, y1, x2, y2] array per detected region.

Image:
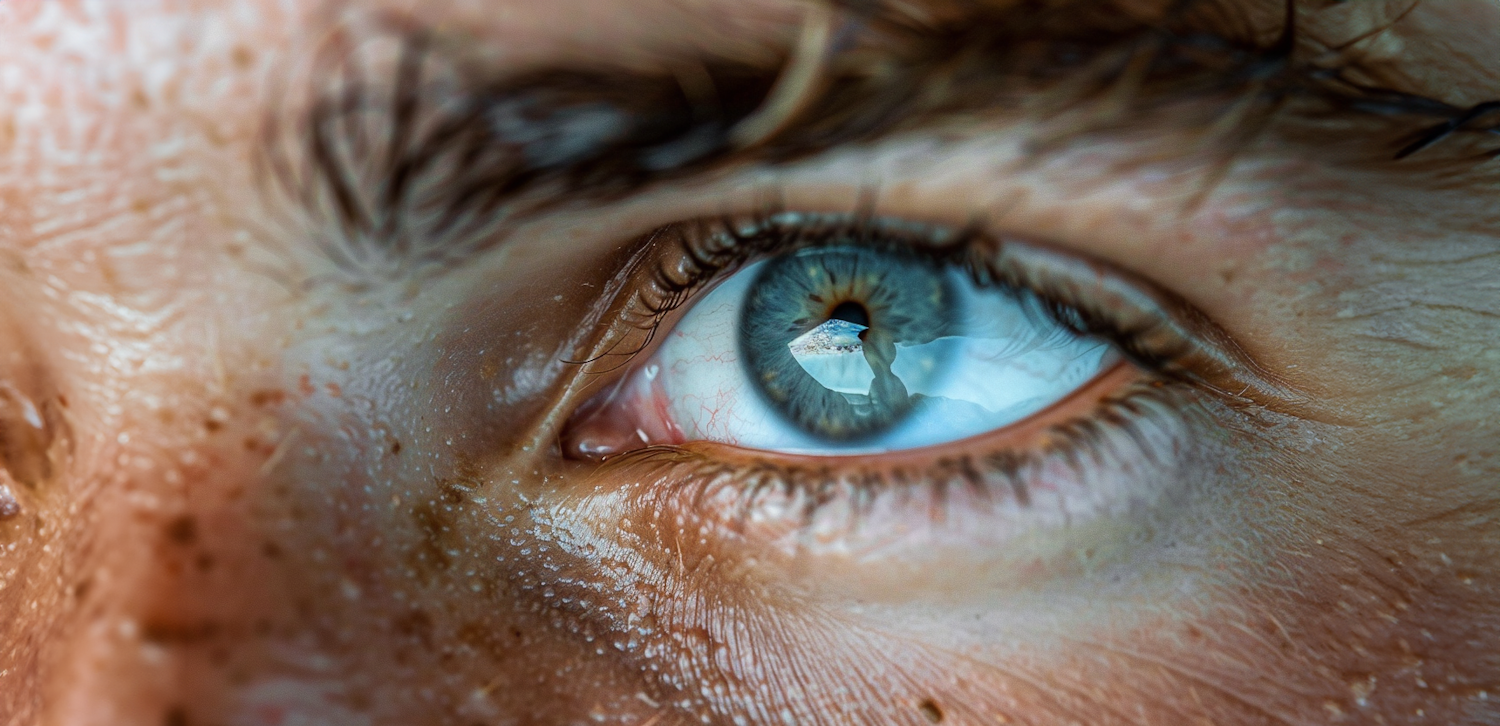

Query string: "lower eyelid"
[[578, 366, 1207, 577]]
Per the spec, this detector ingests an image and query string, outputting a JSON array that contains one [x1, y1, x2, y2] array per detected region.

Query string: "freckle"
[[918, 699, 944, 723], [231, 46, 254, 69], [248, 389, 286, 407], [164, 515, 197, 546], [326, 383, 342, 397], [298, 375, 314, 396]]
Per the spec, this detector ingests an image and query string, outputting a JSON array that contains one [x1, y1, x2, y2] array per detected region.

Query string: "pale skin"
[[0, 0, 1497, 724]]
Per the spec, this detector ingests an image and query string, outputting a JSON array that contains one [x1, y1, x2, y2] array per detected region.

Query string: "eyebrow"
[[261, 0, 1500, 276]]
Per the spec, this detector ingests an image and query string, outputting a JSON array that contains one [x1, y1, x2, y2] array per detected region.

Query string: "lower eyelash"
[[595, 379, 1200, 549]]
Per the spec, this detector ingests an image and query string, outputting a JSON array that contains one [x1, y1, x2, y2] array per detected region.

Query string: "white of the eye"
[[652, 262, 828, 451], [870, 274, 1114, 451], [649, 261, 1115, 455]]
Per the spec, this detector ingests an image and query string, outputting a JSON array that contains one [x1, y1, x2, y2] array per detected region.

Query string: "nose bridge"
[[39, 373, 300, 726], [1, 278, 295, 725]]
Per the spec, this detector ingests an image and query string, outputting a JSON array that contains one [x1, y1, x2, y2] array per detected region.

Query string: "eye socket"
[[564, 225, 1122, 458]]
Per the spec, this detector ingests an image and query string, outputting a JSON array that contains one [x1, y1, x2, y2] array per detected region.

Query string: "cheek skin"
[[485, 440, 1496, 725]]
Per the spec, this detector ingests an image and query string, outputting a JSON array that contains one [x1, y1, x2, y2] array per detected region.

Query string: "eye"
[[564, 222, 1123, 459], [557, 214, 1292, 551]]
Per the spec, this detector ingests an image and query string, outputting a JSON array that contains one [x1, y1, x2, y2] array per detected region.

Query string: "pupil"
[[828, 301, 870, 328]]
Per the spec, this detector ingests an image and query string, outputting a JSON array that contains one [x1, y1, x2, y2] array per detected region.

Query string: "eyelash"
[[598, 211, 1188, 383]]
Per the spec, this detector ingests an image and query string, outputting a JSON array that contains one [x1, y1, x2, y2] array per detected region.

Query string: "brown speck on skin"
[[248, 389, 286, 407], [390, 439, 402, 455], [0, 483, 19, 520], [918, 699, 944, 723], [393, 609, 434, 649], [165, 515, 198, 545], [163, 706, 188, 726], [230, 45, 253, 69]]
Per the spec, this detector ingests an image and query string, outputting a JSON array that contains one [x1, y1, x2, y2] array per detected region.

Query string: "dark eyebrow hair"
[[259, 0, 1500, 277]]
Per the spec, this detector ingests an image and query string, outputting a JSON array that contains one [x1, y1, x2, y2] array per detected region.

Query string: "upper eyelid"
[[272, 1, 1499, 281]]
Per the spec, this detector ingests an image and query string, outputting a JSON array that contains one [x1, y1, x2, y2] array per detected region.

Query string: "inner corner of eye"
[[562, 235, 1125, 462]]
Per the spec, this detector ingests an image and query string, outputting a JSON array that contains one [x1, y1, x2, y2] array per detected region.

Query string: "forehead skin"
[[0, 1, 1496, 725]]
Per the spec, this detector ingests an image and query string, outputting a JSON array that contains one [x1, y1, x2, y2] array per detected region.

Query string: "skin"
[[0, 0, 1497, 724]]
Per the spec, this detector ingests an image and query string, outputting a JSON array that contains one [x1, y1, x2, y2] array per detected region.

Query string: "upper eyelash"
[[582, 210, 1308, 422], [273, 0, 1500, 280], [593, 214, 1174, 377]]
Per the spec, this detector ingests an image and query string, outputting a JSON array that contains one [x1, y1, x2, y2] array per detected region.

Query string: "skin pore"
[[0, 0, 1498, 724]]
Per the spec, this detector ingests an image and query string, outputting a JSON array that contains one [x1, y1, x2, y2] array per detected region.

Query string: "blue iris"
[[738, 245, 955, 440]]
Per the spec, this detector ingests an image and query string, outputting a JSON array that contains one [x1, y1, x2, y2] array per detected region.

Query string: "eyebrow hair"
[[260, 0, 1500, 277]]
